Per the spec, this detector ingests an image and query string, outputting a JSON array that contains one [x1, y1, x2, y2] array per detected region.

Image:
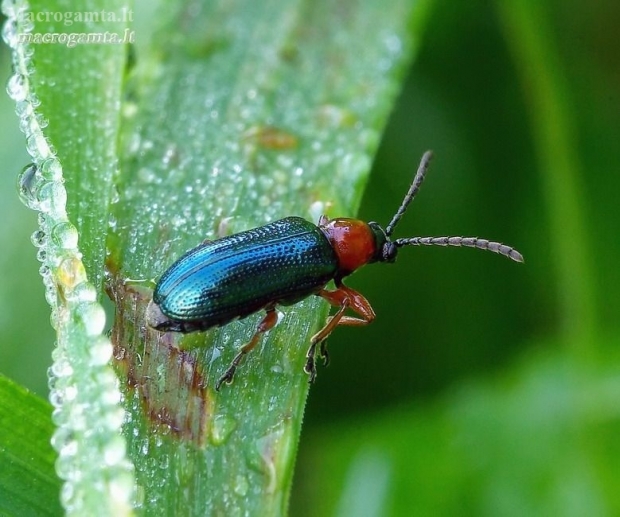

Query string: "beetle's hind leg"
[[303, 327, 338, 383], [216, 308, 278, 390], [305, 284, 376, 382], [318, 339, 330, 367]]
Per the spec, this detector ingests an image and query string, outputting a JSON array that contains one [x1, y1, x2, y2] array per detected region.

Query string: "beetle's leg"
[[304, 284, 376, 382], [319, 328, 331, 366], [216, 308, 278, 390], [305, 297, 350, 382], [319, 339, 330, 367], [314, 284, 376, 340]]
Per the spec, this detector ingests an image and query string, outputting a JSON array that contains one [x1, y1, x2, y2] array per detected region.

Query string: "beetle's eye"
[[382, 242, 398, 262]]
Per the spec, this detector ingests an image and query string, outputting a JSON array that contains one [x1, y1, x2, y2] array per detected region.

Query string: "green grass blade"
[[108, 0, 429, 514], [0, 375, 61, 517], [27, 0, 131, 292], [4, 1, 136, 514]]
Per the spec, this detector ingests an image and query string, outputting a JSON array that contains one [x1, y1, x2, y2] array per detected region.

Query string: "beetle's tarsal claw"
[[305, 343, 318, 383], [306, 363, 317, 384], [216, 367, 236, 391], [319, 340, 330, 367]]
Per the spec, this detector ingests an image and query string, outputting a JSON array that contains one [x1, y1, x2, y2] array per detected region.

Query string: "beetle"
[[146, 151, 523, 390]]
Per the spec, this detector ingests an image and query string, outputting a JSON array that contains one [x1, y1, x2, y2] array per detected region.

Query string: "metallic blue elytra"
[[148, 217, 339, 333], [147, 151, 523, 389]]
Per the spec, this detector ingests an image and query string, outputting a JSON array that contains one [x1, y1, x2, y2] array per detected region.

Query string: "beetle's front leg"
[[216, 308, 278, 390], [304, 284, 376, 382]]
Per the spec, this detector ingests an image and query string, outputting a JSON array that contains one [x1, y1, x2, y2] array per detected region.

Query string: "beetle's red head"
[[319, 151, 523, 279], [319, 218, 396, 277]]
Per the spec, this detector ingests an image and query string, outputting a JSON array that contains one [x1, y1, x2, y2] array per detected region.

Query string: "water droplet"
[[233, 474, 249, 496], [210, 414, 237, 445], [208, 346, 222, 367], [107, 472, 136, 512], [52, 222, 79, 249], [36, 248, 47, 262], [51, 357, 73, 378], [170, 213, 185, 228], [31, 229, 46, 247], [59, 481, 75, 507], [17, 162, 39, 209], [26, 131, 52, 159], [29, 93, 41, 108], [24, 60, 35, 77], [51, 406, 67, 426], [50, 424, 74, 450], [103, 435, 127, 466], [107, 214, 118, 231], [35, 112, 49, 129], [254, 423, 288, 493], [309, 201, 326, 222], [56, 438, 79, 474], [383, 32, 403, 55], [77, 302, 106, 336], [43, 271, 55, 289], [89, 336, 112, 366], [39, 157, 62, 181], [138, 167, 157, 184], [23, 45, 34, 58], [110, 185, 120, 204], [50, 347, 63, 362], [2, 18, 18, 47], [64, 385, 77, 402], [162, 144, 178, 166], [1, 2, 15, 18], [37, 181, 67, 217], [68, 404, 88, 432], [101, 396, 124, 421], [270, 363, 283, 375], [58, 257, 88, 296], [44, 285, 57, 306], [19, 14, 34, 33], [49, 389, 64, 408], [50, 308, 67, 329], [19, 114, 34, 134], [6, 73, 27, 101], [14, 101, 32, 121]]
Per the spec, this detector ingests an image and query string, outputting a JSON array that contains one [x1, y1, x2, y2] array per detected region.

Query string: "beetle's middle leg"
[[305, 284, 376, 382], [216, 307, 278, 390]]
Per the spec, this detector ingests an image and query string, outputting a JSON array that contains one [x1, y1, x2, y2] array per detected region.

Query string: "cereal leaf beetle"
[[147, 151, 523, 389]]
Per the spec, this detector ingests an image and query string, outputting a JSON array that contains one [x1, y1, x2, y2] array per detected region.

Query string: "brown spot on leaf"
[[109, 281, 213, 446], [243, 125, 299, 150]]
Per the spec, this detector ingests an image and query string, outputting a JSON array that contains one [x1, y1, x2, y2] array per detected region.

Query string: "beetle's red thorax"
[[319, 218, 378, 276]]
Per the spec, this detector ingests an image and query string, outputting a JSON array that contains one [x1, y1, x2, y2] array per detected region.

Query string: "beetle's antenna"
[[385, 150, 433, 237], [394, 236, 524, 263]]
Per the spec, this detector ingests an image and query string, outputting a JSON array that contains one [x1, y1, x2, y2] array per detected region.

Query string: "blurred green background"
[[2, 0, 619, 515]]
